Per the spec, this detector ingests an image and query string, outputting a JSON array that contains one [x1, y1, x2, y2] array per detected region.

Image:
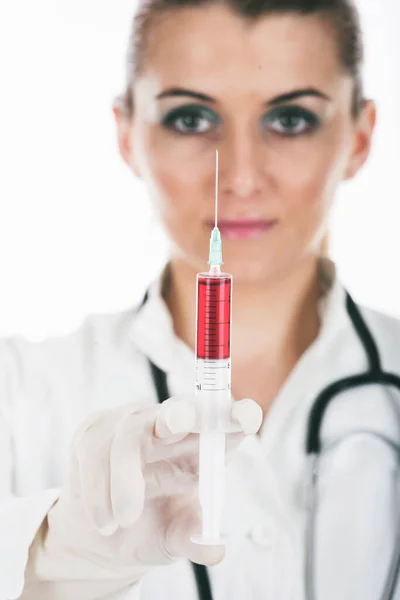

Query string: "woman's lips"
[[206, 219, 278, 240]]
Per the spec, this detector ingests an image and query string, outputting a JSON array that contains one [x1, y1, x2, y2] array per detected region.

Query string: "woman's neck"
[[163, 257, 322, 411]]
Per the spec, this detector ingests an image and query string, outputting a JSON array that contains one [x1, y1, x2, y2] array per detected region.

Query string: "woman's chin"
[[221, 248, 318, 286], [221, 256, 277, 285]]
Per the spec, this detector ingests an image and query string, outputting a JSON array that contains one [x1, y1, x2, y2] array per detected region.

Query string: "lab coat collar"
[[316, 256, 348, 346], [130, 257, 349, 377]]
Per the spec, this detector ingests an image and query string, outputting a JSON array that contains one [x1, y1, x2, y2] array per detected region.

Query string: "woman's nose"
[[218, 131, 264, 201]]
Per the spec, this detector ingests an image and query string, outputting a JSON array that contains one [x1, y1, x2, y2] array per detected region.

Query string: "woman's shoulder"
[[4, 303, 139, 346], [0, 304, 141, 389], [358, 302, 400, 371], [359, 302, 400, 336]]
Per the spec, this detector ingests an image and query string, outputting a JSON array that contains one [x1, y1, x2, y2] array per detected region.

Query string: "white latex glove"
[[24, 396, 262, 596]]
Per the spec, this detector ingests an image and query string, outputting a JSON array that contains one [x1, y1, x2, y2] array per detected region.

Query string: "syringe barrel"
[[195, 271, 232, 429]]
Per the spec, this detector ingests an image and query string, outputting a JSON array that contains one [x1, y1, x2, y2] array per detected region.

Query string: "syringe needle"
[[208, 149, 223, 269], [215, 149, 219, 229]]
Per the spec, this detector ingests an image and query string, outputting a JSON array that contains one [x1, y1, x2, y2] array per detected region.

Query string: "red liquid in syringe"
[[196, 274, 232, 360]]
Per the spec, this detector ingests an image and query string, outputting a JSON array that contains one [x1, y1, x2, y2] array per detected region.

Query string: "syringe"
[[191, 150, 232, 546]]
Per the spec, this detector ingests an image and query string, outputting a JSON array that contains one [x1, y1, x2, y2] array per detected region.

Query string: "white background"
[[0, 0, 399, 340]]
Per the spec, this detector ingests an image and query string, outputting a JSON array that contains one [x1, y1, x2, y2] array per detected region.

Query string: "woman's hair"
[[116, 0, 364, 119]]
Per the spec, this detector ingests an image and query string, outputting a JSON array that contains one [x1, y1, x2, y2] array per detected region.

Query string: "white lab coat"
[[1, 257, 400, 600]]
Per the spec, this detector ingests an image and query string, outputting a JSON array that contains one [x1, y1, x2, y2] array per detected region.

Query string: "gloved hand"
[[24, 396, 262, 595]]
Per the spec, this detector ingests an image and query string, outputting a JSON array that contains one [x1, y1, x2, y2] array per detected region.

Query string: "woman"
[[1, 0, 399, 598]]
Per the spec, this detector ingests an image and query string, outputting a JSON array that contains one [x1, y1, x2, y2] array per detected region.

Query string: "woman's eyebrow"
[[156, 88, 216, 102], [267, 88, 332, 105], [155, 87, 332, 104]]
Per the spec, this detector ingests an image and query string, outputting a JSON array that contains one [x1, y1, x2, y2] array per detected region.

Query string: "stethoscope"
[[144, 290, 400, 600]]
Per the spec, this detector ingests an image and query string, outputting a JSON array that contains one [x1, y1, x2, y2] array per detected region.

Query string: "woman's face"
[[116, 6, 375, 283]]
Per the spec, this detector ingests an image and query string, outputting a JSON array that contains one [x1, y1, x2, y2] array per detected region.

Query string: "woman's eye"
[[263, 106, 321, 136], [161, 105, 219, 135]]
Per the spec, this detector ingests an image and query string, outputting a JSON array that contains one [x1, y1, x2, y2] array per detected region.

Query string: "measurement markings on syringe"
[[197, 275, 231, 360]]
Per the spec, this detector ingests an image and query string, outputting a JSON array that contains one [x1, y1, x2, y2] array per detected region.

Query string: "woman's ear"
[[112, 103, 141, 178], [343, 99, 377, 181]]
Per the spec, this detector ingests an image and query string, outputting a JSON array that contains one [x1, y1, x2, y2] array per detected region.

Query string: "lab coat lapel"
[[130, 271, 179, 373]]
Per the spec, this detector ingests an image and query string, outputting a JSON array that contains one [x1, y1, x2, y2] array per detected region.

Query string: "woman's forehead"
[[141, 6, 342, 93]]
